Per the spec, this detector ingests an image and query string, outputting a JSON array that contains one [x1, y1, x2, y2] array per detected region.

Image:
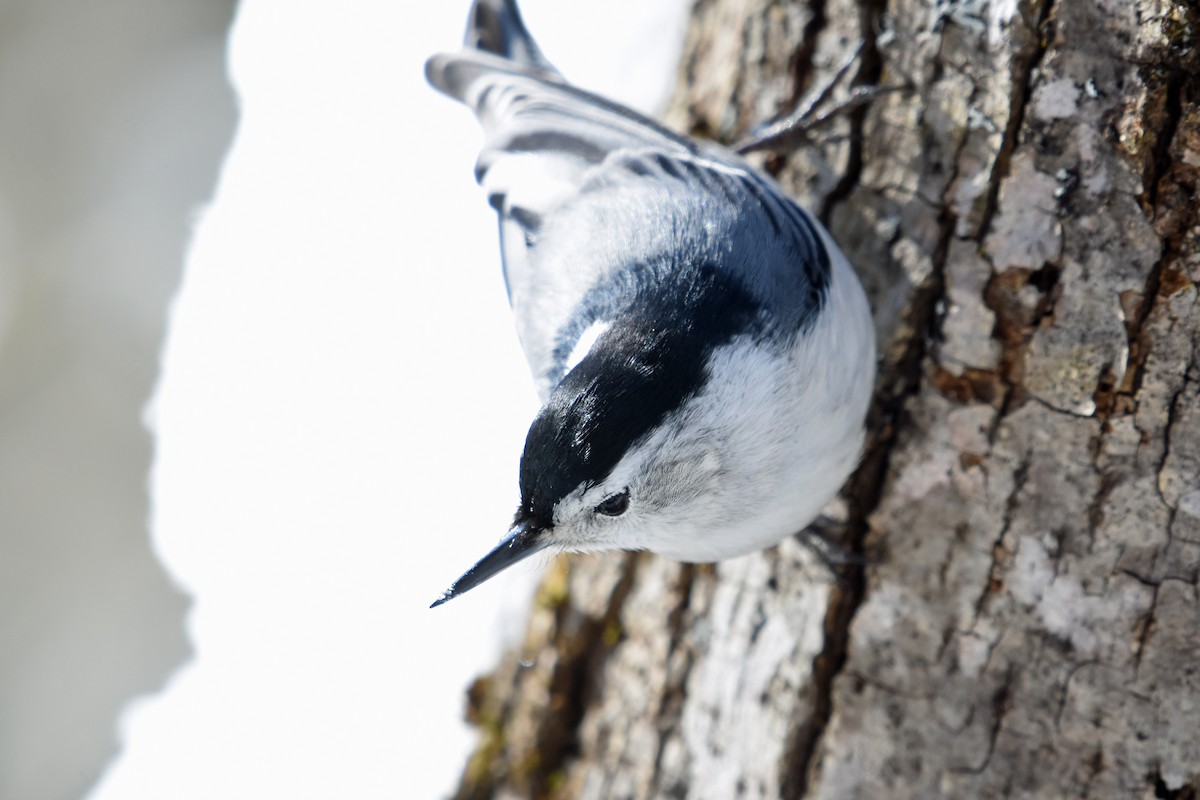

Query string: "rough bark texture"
[[451, 0, 1200, 797]]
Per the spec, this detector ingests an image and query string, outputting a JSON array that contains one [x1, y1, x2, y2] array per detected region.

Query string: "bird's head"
[[430, 262, 765, 607]]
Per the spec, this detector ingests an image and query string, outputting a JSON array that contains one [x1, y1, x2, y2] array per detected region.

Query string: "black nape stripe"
[[519, 260, 765, 521]]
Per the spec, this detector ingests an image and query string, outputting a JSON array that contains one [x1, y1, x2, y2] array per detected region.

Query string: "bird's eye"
[[594, 489, 630, 517]]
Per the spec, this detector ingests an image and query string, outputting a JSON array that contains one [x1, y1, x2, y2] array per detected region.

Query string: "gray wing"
[[425, 6, 830, 394], [424, 48, 707, 291]]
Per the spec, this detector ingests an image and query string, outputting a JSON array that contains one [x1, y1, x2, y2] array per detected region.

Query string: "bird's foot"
[[733, 39, 911, 156]]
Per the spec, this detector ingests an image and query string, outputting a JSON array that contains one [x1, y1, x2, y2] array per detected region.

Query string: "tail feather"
[[464, 0, 558, 76]]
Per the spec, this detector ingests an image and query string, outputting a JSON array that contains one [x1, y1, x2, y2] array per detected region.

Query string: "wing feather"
[[426, 32, 831, 394]]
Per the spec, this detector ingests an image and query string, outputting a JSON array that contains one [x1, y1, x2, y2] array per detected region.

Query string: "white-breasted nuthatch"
[[427, 0, 875, 607]]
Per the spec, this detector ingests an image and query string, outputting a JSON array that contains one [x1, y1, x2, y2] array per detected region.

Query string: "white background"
[[78, 1, 689, 798]]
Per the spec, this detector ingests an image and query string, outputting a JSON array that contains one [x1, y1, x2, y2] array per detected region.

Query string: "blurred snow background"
[[0, 2, 236, 797], [0, 1, 688, 798]]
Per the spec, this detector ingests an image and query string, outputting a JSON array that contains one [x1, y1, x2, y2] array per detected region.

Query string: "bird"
[[426, 0, 876, 607]]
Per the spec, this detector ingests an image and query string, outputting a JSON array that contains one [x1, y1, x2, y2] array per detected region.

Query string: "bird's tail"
[[463, 0, 559, 76]]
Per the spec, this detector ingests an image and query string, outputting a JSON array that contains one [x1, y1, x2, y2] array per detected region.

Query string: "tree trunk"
[[451, 0, 1200, 797]]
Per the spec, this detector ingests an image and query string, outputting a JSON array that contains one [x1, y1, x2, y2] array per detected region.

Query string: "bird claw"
[[794, 518, 876, 586], [733, 39, 911, 156]]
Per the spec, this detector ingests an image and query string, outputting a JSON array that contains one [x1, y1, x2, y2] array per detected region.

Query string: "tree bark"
[[451, 0, 1200, 797]]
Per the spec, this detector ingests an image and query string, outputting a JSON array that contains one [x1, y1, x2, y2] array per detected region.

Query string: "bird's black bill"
[[430, 520, 550, 608]]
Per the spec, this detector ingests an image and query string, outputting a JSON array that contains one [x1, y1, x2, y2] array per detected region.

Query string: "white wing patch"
[[564, 319, 612, 373]]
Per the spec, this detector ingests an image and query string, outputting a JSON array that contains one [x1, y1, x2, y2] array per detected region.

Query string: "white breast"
[[636, 247, 875, 562]]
